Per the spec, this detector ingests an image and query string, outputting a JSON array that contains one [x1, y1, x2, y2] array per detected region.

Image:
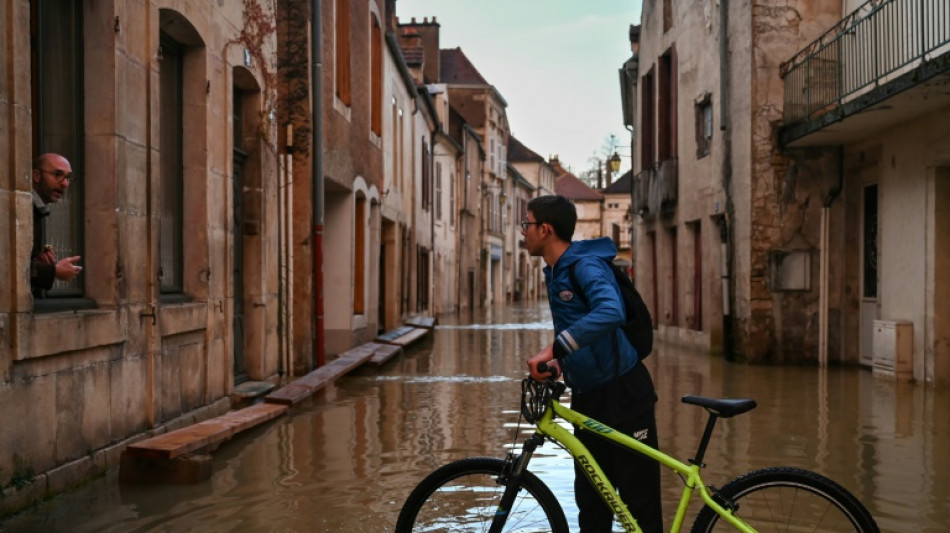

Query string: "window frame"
[[695, 93, 713, 159], [335, 0, 352, 106], [158, 34, 185, 297], [30, 0, 91, 309]]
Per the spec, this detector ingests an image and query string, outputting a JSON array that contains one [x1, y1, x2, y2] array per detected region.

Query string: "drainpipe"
[[144, 5, 156, 425], [311, 0, 325, 367], [719, 0, 736, 359], [818, 146, 845, 366]]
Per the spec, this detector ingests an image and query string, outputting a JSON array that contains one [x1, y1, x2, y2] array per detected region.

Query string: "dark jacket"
[[31, 193, 55, 296], [545, 237, 639, 393]]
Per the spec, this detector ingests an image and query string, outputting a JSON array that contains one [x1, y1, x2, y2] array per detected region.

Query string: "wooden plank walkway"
[[376, 326, 429, 347], [405, 316, 437, 329], [264, 343, 377, 405], [365, 342, 403, 365], [375, 325, 414, 342], [125, 402, 288, 460], [122, 319, 432, 483]]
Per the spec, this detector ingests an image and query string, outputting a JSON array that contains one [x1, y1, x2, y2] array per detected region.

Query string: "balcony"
[[779, 0, 950, 147], [633, 158, 677, 221]]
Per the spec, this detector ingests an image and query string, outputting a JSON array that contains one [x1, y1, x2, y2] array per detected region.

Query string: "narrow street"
[[1, 300, 947, 532]]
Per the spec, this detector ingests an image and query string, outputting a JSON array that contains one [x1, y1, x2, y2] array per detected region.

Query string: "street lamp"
[[608, 151, 622, 174]]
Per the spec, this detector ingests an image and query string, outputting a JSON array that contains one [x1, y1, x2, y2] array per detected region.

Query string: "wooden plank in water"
[[388, 327, 428, 347], [405, 316, 437, 329], [366, 342, 403, 365], [376, 325, 414, 343], [126, 402, 288, 460], [265, 345, 376, 404]]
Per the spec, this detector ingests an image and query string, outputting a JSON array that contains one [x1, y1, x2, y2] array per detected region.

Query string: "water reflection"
[[0, 301, 947, 532]]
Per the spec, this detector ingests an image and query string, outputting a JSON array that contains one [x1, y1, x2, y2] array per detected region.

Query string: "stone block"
[[0, 474, 48, 517], [46, 455, 103, 496], [115, 61, 147, 143], [119, 215, 149, 302], [109, 350, 150, 439], [4, 374, 58, 476], [80, 353, 115, 450]]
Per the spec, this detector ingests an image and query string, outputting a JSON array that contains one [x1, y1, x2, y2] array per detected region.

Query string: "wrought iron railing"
[[633, 158, 677, 219], [781, 0, 950, 124]]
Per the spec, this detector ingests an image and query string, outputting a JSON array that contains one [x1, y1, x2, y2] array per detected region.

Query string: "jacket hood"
[[556, 238, 618, 271]]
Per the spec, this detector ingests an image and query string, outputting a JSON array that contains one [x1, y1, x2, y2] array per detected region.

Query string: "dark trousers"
[[572, 365, 663, 533]]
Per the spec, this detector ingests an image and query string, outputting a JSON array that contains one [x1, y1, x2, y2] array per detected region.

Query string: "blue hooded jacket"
[[545, 237, 639, 393]]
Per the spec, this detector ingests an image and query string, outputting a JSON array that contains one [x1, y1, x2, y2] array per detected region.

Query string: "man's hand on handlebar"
[[527, 344, 560, 381]]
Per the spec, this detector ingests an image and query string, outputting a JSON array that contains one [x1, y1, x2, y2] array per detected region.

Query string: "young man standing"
[[523, 194, 662, 533]]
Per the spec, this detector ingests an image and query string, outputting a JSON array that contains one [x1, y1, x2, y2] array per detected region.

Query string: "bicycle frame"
[[533, 397, 757, 533]]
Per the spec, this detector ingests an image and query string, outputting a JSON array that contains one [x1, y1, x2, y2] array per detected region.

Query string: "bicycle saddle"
[[681, 396, 757, 418]]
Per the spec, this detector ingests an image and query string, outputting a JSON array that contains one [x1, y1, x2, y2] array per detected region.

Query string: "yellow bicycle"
[[395, 366, 879, 532]]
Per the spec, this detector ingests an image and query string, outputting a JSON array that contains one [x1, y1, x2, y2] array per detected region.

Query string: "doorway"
[[859, 184, 878, 366]]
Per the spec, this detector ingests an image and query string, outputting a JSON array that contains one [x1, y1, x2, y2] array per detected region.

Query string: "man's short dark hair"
[[527, 195, 576, 242]]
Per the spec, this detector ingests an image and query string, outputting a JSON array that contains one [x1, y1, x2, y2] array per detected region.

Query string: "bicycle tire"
[[394, 457, 569, 533], [691, 466, 879, 533]]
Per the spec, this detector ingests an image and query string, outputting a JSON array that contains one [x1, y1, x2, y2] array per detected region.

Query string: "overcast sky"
[[395, 0, 643, 176]]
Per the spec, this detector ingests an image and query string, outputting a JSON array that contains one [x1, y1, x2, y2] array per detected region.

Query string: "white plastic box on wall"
[[872, 320, 913, 379]]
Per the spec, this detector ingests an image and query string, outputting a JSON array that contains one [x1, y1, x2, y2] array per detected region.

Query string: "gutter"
[[719, 0, 737, 359], [311, 0, 325, 367]]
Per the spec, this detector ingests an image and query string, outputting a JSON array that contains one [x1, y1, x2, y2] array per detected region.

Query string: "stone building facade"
[[1, 0, 280, 513], [628, 0, 950, 382]]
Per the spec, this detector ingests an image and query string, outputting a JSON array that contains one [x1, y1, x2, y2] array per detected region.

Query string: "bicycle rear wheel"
[[395, 457, 569, 533], [691, 467, 879, 533]]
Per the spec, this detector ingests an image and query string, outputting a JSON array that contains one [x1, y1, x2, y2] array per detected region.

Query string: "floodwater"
[[1, 301, 947, 532]]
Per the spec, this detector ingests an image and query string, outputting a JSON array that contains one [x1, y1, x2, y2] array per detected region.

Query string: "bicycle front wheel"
[[691, 467, 879, 533], [395, 457, 569, 533]]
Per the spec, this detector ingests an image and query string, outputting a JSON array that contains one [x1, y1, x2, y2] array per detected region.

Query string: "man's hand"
[[527, 344, 560, 381], [37, 246, 56, 266], [54, 256, 82, 282]]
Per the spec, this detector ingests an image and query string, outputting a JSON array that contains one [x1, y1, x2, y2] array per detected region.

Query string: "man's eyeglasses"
[[38, 168, 75, 183], [521, 219, 543, 231]]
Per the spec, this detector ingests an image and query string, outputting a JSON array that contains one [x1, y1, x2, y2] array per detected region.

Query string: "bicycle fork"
[[489, 432, 545, 533]]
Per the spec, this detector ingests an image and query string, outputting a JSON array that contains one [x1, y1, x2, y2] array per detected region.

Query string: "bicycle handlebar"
[[537, 361, 560, 380]]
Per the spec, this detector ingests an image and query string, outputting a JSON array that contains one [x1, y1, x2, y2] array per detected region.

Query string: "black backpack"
[[568, 260, 654, 359]]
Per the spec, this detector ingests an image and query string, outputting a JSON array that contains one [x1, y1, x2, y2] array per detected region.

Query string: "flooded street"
[[2, 300, 948, 532]]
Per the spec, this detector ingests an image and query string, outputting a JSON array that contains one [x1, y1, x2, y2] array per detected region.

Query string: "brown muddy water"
[[1, 301, 947, 532]]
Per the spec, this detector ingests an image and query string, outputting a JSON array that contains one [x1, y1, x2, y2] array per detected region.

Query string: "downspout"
[[818, 146, 845, 365], [144, 5, 156, 425], [311, 0, 325, 367], [456, 150, 463, 313], [719, 0, 736, 359], [429, 136, 434, 316]]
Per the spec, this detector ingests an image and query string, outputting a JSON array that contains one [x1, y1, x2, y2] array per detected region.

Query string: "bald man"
[[30, 153, 82, 296]]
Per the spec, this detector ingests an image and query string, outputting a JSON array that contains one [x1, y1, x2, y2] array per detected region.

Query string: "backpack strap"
[[567, 262, 586, 306], [567, 261, 621, 379]]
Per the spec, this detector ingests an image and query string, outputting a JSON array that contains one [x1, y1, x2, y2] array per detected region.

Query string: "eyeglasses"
[[520, 219, 543, 231], [38, 168, 75, 183]]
